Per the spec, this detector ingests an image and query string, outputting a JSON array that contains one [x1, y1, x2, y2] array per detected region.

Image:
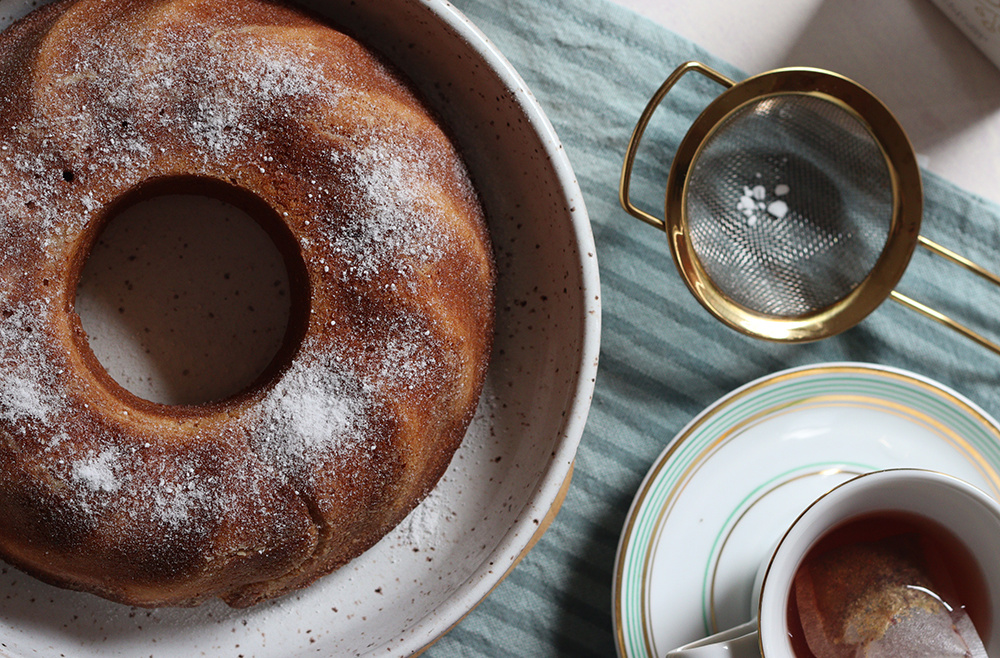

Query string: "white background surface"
[[612, 0, 1000, 207]]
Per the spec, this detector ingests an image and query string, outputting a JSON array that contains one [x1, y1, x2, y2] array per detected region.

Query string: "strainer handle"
[[619, 61, 735, 231], [888, 235, 1000, 356]]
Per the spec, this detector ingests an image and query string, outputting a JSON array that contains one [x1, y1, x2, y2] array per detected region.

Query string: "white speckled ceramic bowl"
[[0, 1, 600, 656]]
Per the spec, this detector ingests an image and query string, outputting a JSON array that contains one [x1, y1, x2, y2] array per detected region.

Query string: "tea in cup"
[[665, 468, 1000, 657]]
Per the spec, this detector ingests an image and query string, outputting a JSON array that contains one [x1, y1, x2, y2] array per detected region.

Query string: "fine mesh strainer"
[[620, 61, 1000, 353]]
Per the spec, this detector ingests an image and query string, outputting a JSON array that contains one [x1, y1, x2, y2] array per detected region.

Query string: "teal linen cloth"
[[432, 0, 1000, 655]]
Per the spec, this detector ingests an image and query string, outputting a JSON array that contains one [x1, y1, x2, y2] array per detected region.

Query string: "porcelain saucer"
[[612, 362, 1000, 658]]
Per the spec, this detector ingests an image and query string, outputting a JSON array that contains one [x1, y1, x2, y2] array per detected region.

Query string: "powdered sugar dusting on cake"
[[148, 469, 212, 528], [0, 135, 89, 243], [85, 27, 341, 160], [0, 298, 64, 424], [236, 40, 324, 99], [375, 312, 450, 397], [326, 137, 457, 286], [0, 374, 58, 425], [252, 353, 372, 480], [0, 15, 348, 225], [70, 448, 121, 493], [42, 420, 311, 543]]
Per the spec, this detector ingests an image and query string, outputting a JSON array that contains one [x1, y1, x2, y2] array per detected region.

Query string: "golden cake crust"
[[0, 0, 495, 607]]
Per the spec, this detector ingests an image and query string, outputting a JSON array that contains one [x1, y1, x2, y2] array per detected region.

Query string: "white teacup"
[[665, 468, 1000, 657]]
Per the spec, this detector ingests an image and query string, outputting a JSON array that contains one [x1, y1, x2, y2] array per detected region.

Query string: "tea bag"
[[793, 533, 989, 657]]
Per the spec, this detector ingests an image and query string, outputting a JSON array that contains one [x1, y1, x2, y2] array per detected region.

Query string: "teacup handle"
[[664, 620, 760, 657], [618, 60, 735, 231]]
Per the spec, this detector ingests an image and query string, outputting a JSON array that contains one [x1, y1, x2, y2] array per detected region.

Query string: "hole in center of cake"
[[74, 177, 308, 406]]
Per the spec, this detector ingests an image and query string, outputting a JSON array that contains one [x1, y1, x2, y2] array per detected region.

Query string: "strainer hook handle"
[[619, 61, 735, 231], [889, 235, 1000, 357]]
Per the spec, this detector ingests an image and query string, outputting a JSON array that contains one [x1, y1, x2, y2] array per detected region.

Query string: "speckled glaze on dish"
[[0, 0, 600, 655]]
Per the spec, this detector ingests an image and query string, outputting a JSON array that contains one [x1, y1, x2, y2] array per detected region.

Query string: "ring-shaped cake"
[[0, 0, 495, 608]]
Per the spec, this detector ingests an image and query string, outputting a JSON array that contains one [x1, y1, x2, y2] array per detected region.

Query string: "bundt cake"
[[0, 0, 495, 607]]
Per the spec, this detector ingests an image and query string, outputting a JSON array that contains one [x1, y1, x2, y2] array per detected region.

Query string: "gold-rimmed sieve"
[[620, 61, 1000, 354]]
